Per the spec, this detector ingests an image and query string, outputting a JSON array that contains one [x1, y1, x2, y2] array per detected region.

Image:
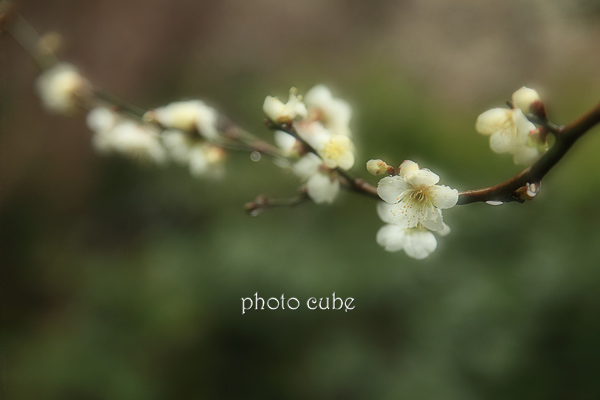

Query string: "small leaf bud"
[[515, 182, 541, 201]]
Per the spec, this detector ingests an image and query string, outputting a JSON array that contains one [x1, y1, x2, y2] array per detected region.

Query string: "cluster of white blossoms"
[[144, 100, 226, 179], [87, 107, 167, 164], [39, 62, 559, 261], [475, 87, 548, 165], [263, 85, 354, 203], [373, 160, 458, 259], [35, 63, 226, 177]]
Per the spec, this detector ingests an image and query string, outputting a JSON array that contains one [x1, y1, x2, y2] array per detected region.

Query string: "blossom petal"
[[512, 145, 541, 166], [304, 84, 333, 107], [475, 108, 510, 135], [377, 176, 409, 204], [162, 130, 191, 164], [438, 223, 452, 237], [188, 145, 208, 176], [430, 185, 459, 209], [376, 202, 396, 224], [512, 109, 536, 141], [405, 169, 439, 187], [306, 173, 339, 204], [398, 160, 419, 177], [87, 107, 118, 133], [489, 130, 514, 154], [274, 131, 297, 153], [293, 153, 321, 178], [376, 224, 406, 252], [389, 203, 413, 228], [422, 208, 444, 231], [403, 230, 437, 260], [337, 151, 355, 170]]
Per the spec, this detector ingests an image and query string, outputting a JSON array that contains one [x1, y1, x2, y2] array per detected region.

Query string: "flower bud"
[[511, 87, 542, 115], [366, 159, 392, 175]]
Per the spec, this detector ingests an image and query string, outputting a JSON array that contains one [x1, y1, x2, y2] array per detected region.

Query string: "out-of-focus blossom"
[[147, 100, 219, 140], [314, 134, 355, 170], [293, 153, 339, 204], [35, 63, 91, 114], [87, 107, 120, 153], [162, 130, 226, 179], [86, 107, 166, 164], [109, 122, 167, 164], [188, 143, 226, 179], [476, 87, 547, 165], [263, 87, 307, 124], [304, 84, 352, 137]]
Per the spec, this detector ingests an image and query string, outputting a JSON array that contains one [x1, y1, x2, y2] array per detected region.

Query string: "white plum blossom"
[[377, 160, 458, 231], [147, 100, 219, 140], [304, 84, 352, 137], [476, 87, 547, 165], [35, 63, 91, 114], [293, 153, 339, 204], [475, 108, 534, 154], [375, 201, 450, 259], [87, 107, 119, 133], [267, 85, 356, 174], [312, 133, 355, 170], [376, 224, 438, 260], [263, 87, 307, 124]]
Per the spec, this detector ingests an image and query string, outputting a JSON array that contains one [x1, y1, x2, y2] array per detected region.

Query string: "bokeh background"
[[3, 0, 600, 399]]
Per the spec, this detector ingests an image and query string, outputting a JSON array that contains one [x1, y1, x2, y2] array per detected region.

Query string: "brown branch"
[[458, 102, 600, 205], [10, 6, 600, 209]]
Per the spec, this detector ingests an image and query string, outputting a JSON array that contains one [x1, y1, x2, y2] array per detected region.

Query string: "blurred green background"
[[3, 0, 600, 399]]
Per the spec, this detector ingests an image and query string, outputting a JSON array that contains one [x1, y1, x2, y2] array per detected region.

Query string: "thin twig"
[[244, 190, 309, 216]]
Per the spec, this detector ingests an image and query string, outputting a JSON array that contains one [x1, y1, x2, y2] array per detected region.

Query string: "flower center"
[[405, 187, 430, 204], [321, 137, 348, 161], [322, 143, 342, 159]]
